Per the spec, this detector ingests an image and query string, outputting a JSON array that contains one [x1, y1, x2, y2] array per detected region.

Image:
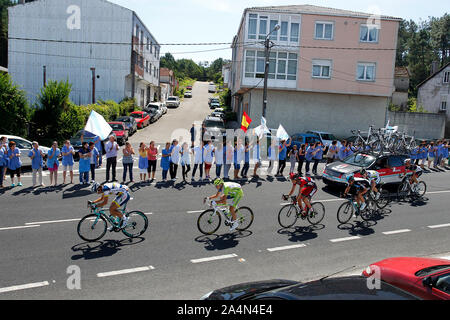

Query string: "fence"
[[387, 111, 446, 140]]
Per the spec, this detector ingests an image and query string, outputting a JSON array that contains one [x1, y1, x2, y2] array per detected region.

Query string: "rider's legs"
[[109, 202, 123, 219]]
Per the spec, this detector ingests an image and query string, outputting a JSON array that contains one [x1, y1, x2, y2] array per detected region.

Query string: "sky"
[[110, 0, 447, 63]]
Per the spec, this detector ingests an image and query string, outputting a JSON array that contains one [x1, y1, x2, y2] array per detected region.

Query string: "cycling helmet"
[[289, 172, 299, 180], [346, 174, 355, 183], [404, 158, 411, 164], [213, 178, 224, 186], [90, 181, 101, 193], [360, 169, 367, 176]]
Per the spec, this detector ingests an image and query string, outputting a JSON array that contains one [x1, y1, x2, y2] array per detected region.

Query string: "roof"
[[160, 68, 173, 76], [417, 62, 450, 89], [395, 67, 410, 78], [246, 4, 402, 21], [0, 66, 8, 73]]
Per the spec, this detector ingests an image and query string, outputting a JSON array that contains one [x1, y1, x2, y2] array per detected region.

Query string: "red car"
[[130, 111, 150, 129], [363, 257, 450, 300], [108, 122, 129, 145]]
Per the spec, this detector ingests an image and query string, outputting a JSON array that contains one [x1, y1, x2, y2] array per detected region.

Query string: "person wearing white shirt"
[[223, 141, 234, 180], [203, 140, 215, 180], [192, 141, 204, 181], [170, 140, 181, 180], [214, 143, 224, 178], [234, 140, 245, 180], [180, 142, 191, 183]]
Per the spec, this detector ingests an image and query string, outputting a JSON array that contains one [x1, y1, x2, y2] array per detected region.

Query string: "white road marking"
[[382, 229, 411, 235], [427, 190, 450, 195], [428, 223, 450, 229], [191, 254, 238, 264], [0, 281, 49, 294], [97, 266, 155, 278], [267, 244, 306, 252], [330, 236, 361, 243], [0, 225, 40, 231], [187, 210, 204, 213], [26, 218, 81, 225]]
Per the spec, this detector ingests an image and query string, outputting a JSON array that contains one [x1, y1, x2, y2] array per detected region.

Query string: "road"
[[1, 82, 449, 299]]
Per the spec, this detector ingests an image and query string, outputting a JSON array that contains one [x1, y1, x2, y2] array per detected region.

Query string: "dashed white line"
[[382, 229, 411, 235], [97, 266, 155, 278], [0, 281, 49, 294], [191, 254, 238, 264], [26, 219, 81, 225], [428, 223, 450, 229], [187, 210, 204, 214], [427, 190, 450, 195], [439, 256, 450, 260], [0, 225, 41, 231], [330, 236, 361, 243], [267, 244, 306, 252]]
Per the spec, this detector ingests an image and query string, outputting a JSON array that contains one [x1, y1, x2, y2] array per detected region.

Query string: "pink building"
[[230, 5, 401, 137]]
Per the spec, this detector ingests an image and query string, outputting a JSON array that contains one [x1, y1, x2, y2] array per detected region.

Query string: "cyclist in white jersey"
[[360, 169, 381, 200], [90, 181, 130, 228]]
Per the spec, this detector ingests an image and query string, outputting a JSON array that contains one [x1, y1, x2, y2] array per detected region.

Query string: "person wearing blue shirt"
[[427, 142, 436, 169], [7, 141, 22, 187], [161, 142, 171, 182], [78, 142, 91, 185], [252, 138, 261, 178], [305, 143, 315, 175], [29, 141, 45, 187], [418, 142, 428, 169], [338, 141, 347, 161], [442, 140, 449, 167], [61, 140, 75, 184], [312, 142, 324, 176], [410, 146, 418, 165], [276, 139, 291, 176], [0, 137, 7, 188], [93, 136, 103, 167], [89, 142, 100, 182], [47, 141, 61, 186]]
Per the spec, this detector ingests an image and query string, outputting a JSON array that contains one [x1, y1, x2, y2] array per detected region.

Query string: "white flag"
[[254, 125, 265, 139], [84, 110, 112, 141], [261, 116, 270, 133], [276, 124, 290, 141]]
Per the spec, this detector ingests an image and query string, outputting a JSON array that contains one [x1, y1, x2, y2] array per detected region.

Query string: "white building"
[[8, 0, 160, 107]]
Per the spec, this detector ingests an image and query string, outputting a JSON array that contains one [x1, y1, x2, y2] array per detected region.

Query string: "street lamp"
[[262, 24, 280, 119]]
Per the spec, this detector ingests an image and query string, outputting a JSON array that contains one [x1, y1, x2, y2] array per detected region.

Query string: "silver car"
[[2, 135, 51, 167]]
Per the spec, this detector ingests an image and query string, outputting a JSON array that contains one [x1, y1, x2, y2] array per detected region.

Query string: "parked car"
[[166, 96, 180, 108], [210, 111, 225, 120], [208, 83, 216, 93], [202, 275, 419, 300], [306, 131, 342, 151], [115, 116, 137, 136], [107, 122, 129, 145], [289, 133, 321, 150], [322, 152, 409, 187], [186, 85, 192, 90], [203, 116, 226, 140], [209, 98, 220, 109], [160, 102, 168, 115], [130, 111, 151, 129], [2, 135, 51, 167], [362, 257, 450, 300], [145, 103, 163, 122], [184, 90, 192, 98], [69, 130, 106, 161]]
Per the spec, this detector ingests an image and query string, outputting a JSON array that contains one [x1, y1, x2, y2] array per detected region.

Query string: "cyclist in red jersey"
[[283, 173, 318, 216]]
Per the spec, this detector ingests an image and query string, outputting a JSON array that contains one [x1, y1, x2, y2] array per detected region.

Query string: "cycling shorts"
[[226, 189, 243, 208], [112, 192, 130, 208], [300, 185, 317, 198]]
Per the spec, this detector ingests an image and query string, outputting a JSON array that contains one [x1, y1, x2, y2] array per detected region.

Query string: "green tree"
[[0, 72, 30, 137], [429, 14, 450, 65]]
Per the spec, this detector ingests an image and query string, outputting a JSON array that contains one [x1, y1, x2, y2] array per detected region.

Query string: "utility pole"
[[90, 67, 96, 104], [43, 66, 46, 87], [262, 24, 280, 119]]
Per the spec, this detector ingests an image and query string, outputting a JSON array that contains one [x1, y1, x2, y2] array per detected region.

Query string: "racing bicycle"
[[278, 195, 325, 228], [197, 200, 254, 235], [337, 194, 376, 224], [397, 174, 427, 202], [77, 201, 148, 242]]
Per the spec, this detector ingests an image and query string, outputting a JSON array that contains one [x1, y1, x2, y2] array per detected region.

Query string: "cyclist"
[[90, 181, 130, 229], [360, 169, 381, 200], [283, 173, 317, 217], [402, 158, 422, 191], [342, 174, 370, 211], [204, 178, 243, 231]]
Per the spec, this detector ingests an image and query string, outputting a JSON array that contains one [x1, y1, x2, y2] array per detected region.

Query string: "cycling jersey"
[[351, 178, 370, 191], [101, 182, 130, 207], [405, 164, 422, 177], [294, 177, 317, 198], [220, 182, 243, 208], [365, 170, 381, 185]]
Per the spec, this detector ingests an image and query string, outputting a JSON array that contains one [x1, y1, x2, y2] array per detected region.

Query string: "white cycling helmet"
[[90, 181, 101, 193]]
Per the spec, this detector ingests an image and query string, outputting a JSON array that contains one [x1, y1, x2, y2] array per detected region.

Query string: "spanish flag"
[[241, 112, 252, 132]]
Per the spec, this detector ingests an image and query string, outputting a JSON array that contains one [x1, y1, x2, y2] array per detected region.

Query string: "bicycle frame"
[[88, 204, 128, 229]]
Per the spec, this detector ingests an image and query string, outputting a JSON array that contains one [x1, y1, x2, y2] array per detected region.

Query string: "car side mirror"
[[422, 276, 434, 288]]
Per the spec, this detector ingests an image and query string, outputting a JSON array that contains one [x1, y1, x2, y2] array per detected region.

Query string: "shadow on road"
[[71, 237, 145, 260], [337, 220, 377, 236], [194, 231, 252, 251], [277, 224, 324, 242], [62, 184, 92, 199]]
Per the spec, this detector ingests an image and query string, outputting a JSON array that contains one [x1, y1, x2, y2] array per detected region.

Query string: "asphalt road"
[[1, 82, 449, 299]]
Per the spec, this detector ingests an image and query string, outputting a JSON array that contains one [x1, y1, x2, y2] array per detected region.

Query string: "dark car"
[[69, 130, 106, 161], [202, 276, 419, 300], [322, 152, 409, 187], [115, 116, 137, 136], [108, 122, 128, 145]]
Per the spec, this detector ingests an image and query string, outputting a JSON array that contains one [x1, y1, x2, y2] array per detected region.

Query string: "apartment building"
[[8, 0, 160, 107], [229, 5, 401, 137]]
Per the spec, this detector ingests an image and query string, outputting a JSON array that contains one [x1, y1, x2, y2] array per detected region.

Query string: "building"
[[8, 0, 160, 107], [229, 5, 401, 138], [391, 67, 410, 110], [222, 63, 232, 88], [159, 68, 177, 100], [417, 62, 450, 136]]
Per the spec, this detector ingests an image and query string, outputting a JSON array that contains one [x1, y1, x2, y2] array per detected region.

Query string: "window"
[[290, 23, 299, 42], [244, 50, 297, 81], [312, 59, 332, 78], [360, 25, 379, 43], [315, 22, 333, 40], [276, 52, 287, 80], [441, 96, 448, 111], [287, 53, 297, 80], [258, 16, 268, 39], [146, 37, 150, 50], [444, 71, 450, 84], [435, 273, 450, 294], [135, 25, 139, 38], [280, 21, 288, 41], [268, 20, 279, 40], [357, 63, 376, 81], [245, 50, 256, 78], [150, 41, 153, 53], [248, 14, 257, 39]]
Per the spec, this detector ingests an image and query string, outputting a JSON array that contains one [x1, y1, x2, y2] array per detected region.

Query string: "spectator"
[[252, 137, 261, 178], [410, 144, 418, 166], [7, 141, 22, 187], [288, 144, 298, 174], [297, 144, 306, 175], [105, 135, 119, 182], [427, 142, 436, 169], [61, 140, 75, 184], [93, 136, 103, 167], [214, 142, 223, 178], [312, 142, 324, 176], [338, 140, 347, 161], [276, 139, 291, 176], [436, 140, 444, 168], [419, 141, 428, 170], [223, 140, 234, 180], [161, 142, 171, 182], [78, 142, 91, 185], [122, 142, 135, 183], [190, 124, 196, 147], [305, 143, 315, 175], [28, 141, 45, 188], [267, 139, 278, 176], [234, 140, 244, 180], [170, 139, 181, 180], [0, 136, 8, 184], [192, 141, 204, 181], [89, 142, 100, 182], [442, 140, 449, 167], [203, 140, 215, 180], [327, 141, 338, 164], [47, 141, 60, 186], [147, 141, 158, 182], [138, 142, 149, 182], [180, 142, 191, 183], [241, 140, 250, 178]]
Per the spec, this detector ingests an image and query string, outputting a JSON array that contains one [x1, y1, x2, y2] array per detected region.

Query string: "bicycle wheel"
[[278, 204, 299, 228], [412, 181, 427, 198], [376, 189, 390, 210], [77, 214, 107, 242], [337, 201, 354, 224], [122, 211, 148, 238], [360, 201, 375, 221], [307, 202, 325, 225], [397, 181, 409, 202], [197, 209, 221, 235], [236, 207, 254, 231]]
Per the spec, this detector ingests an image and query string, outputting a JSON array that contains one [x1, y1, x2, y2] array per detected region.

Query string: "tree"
[[0, 72, 30, 137], [429, 14, 450, 66]]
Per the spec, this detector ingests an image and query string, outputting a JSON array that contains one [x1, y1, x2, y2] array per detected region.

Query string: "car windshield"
[[321, 134, 337, 140], [116, 117, 129, 123], [147, 105, 158, 110], [130, 113, 141, 118], [343, 153, 376, 167], [110, 123, 124, 130], [204, 120, 224, 128], [211, 99, 219, 103], [168, 97, 177, 101], [415, 265, 450, 277]]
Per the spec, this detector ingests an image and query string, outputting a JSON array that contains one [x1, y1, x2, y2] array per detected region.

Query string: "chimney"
[[430, 61, 440, 75]]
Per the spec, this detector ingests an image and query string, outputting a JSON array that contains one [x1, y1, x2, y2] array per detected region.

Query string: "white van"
[[208, 83, 216, 93]]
